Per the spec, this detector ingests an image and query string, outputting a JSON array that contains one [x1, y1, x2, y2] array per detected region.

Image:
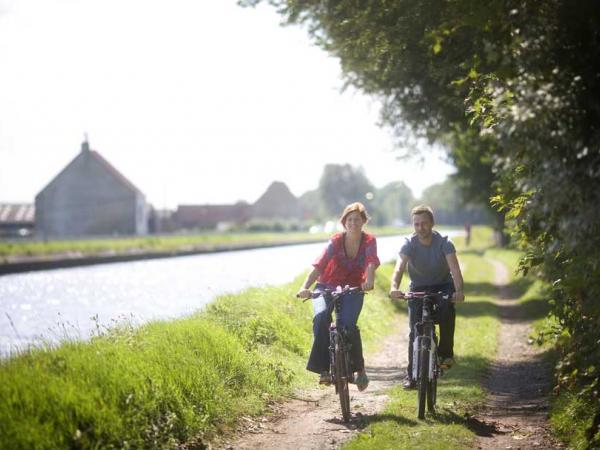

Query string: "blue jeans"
[[407, 283, 456, 378], [306, 284, 365, 374]]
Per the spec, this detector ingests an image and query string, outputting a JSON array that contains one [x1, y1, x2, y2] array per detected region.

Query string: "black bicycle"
[[403, 291, 449, 419], [304, 286, 362, 422]]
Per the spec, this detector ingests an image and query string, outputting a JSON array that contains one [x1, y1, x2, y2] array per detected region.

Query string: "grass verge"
[[0, 226, 406, 261], [0, 270, 398, 449]]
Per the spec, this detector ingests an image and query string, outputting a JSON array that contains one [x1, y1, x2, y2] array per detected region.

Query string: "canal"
[[0, 232, 459, 355]]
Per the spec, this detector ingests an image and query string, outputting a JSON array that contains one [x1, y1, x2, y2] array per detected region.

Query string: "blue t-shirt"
[[399, 231, 456, 288]]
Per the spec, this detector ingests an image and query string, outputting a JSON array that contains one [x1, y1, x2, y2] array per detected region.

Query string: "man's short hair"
[[411, 205, 435, 224]]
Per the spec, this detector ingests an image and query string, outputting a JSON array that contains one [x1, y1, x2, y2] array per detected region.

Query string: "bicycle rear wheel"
[[335, 339, 351, 422], [417, 342, 429, 419]]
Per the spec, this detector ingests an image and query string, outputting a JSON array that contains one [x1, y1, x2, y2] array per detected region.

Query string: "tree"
[[298, 188, 326, 222], [419, 178, 491, 226], [241, 1, 600, 444], [318, 164, 375, 216], [370, 180, 414, 226]]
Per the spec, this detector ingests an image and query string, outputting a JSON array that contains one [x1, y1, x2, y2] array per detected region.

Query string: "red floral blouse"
[[313, 232, 380, 288]]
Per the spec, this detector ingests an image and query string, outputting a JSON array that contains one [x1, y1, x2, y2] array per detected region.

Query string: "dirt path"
[[472, 260, 564, 449], [215, 315, 408, 450], [212, 258, 563, 449]]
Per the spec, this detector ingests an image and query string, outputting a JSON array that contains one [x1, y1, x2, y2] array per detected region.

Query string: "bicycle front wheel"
[[335, 340, 351, 422], [427, 350, 438, 412], [417, 343, 429, 419]]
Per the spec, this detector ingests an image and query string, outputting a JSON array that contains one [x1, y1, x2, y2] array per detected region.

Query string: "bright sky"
[[0, 0, 454, 209]]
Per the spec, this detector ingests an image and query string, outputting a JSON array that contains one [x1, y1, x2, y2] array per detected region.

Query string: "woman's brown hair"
[[340, 202, 370, 227]]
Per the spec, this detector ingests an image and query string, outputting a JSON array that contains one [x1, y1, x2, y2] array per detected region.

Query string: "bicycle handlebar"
[[297, 286, 364, 302], [398, 291, 451, 301]]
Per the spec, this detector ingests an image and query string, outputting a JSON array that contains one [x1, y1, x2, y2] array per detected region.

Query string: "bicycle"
[[301, 286, 363, 422], [402, 291, 449, 419]]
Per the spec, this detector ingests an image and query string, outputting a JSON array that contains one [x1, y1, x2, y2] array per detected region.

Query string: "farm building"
[[35, 141, 148, 238]]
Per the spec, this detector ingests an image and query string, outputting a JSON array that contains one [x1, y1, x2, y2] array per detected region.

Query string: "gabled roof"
[[88, 150, 144, 196], [37, 141, 144, 198], [254, 181, 297, 206]]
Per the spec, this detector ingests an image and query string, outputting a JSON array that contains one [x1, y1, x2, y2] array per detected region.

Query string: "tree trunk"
[[493, 211, 510, 247]]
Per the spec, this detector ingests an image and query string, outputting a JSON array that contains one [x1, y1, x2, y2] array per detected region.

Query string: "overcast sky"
[[0, 0, 454, 209]]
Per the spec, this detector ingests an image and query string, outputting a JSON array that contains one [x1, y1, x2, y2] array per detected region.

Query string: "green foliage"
[[240, 218, 305, 232], [551, 391, 598, 450], [420, 178, 491, 226], [0, 294, 307, 449], [370, 180, 414, 226], [318, 163, 375, 216], [308, 163, 486, 226], [241, 0, 600, 445]]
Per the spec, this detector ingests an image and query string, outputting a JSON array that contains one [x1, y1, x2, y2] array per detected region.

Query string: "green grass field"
[[1, 225, 562, 449]]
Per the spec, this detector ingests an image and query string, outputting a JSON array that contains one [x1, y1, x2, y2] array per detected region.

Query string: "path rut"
[[472, 260, 564, 449], [216, 316, 408, 450]]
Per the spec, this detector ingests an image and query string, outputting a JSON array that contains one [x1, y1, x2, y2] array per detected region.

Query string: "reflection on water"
[[0, 233, 455, 355]]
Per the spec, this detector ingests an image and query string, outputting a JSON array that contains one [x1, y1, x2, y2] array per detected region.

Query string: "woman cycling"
[[296, 202, 380, 392]]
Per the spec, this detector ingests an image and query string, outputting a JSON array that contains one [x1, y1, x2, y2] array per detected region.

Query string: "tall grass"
[[0, 270, 398, 449]]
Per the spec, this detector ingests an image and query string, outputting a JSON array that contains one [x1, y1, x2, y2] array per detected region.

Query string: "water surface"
[[0, 233, 458, 355]]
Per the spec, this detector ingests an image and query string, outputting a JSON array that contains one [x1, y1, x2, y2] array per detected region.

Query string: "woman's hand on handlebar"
[[296, 288, 312, 299], [388, 289, 405, 300]]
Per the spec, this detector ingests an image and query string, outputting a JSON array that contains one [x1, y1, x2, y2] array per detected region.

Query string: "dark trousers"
[[407, 283, 456, 378], [306, 285, 365, 374]]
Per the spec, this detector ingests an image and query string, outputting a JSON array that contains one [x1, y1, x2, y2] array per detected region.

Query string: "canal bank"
[[0, 238, 326, 275]]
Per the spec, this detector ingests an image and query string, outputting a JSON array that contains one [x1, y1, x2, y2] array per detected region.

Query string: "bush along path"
[[471, 258, 565, 449]]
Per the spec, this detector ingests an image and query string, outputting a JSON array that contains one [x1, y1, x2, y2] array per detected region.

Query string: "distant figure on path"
[[464, 221, 472, 247], [296, 202, 380, 392], [389, 205, 465, 389]]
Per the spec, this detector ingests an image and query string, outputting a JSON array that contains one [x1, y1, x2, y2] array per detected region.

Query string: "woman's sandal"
[[319, 371, 332, 385], [355, 373, 369, 392]]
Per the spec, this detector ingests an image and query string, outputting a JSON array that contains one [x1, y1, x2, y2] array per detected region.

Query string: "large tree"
[[241, 0, 600, 444], [318, 163, 375, 216], [419, 177, 491, 226], [370, 180, 414, 226]]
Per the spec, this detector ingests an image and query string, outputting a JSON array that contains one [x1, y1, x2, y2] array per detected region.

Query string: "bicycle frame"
[[406, 291, 447, 419], [306, 286, 362, 422], [412, 296, 439, 383], [328, 291, 355, 387]]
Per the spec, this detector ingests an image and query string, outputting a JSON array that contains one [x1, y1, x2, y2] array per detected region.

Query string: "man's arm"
[[445, 253, 465, 302], [362, 263, 377, 291], [389, 254, 409, 298]]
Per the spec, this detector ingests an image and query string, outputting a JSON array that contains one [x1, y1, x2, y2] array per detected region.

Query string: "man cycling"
[[389, 205, 465, 389]]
